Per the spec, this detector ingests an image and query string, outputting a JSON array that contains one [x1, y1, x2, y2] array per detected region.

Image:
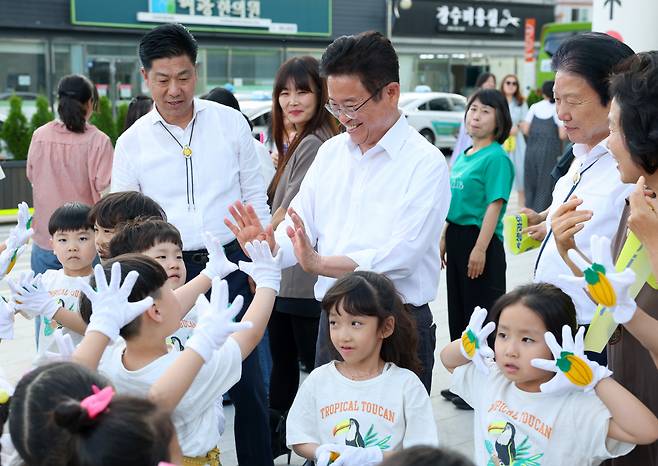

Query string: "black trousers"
[[184, 242, 273, 466], [446, 223, 507, 341], [268, 298, 320, 411], [314, 302, 437, 395]]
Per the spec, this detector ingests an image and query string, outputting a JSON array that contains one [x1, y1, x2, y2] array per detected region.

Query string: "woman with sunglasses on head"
[[500, 74, 528, 207], [266, 55, 338, 460]]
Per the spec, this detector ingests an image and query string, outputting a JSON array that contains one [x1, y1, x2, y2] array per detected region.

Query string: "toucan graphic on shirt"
[[332, 418, 391, 450], [485, 421, 543, 466]]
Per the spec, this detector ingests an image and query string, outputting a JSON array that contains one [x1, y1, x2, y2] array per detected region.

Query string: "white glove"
[[201, 232, 238, 280], [459, 306, 496, 374], [186, 278, 251, 363], [558, 235, 636, 323], [531, 325, 612, 393], [78, 262, 154, 342], [7, 272, 60, 320], [43, 329, 76, 362], [332, 445, 383, 466], [0, 202, 34, 279], [315, 444, 347, 466], [0, 297, 14, 340], [238, 240, 282, 293]]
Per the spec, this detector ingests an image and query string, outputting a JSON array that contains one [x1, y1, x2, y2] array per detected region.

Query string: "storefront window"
[[205, 48, 229, 90], [0, 41, 47, 96], [231, 48, 281, 91]]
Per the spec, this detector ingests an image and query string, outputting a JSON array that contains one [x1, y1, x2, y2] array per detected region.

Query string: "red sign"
[[524, 18, 536, 62]]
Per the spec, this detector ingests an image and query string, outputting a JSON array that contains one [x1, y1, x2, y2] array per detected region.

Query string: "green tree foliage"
[[1, 95, 31, 160], [526, 89, 542, 108], [115, 102, 129, 138], [90, 96, 116, 145], [30, 95, 54, 135]]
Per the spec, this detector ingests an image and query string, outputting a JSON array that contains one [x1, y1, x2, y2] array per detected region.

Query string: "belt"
[[183, 239, 241, 265]]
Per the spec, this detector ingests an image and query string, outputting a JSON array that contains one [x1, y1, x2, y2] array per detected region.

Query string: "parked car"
[[239, 99, 272, 142], [399, 92, 466, 151]]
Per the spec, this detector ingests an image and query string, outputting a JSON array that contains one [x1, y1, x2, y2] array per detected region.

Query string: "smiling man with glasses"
[[226, 31, 451, 396]]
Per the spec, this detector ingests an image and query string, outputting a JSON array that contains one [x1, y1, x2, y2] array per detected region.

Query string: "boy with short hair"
[[79, 240, 281, 464], [9, 202, 96, 361], [88, 191, 166, 260]]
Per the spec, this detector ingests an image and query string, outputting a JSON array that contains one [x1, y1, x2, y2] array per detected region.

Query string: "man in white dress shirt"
[[111, 23, 273, 466], [528, 33, 634, 364], [227, 31, 451, 393]]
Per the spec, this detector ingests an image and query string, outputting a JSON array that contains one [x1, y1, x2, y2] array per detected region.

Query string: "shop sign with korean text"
[[393, 0, 554, 40], [71, 0, 331, 37]]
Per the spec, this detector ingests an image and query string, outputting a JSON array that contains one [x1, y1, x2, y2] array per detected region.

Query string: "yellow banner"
[[585, 232, 656, 352], [503, 214, 541, 255]]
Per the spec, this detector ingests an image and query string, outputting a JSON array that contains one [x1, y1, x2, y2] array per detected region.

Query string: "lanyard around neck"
[[159, 118, 197, 210]]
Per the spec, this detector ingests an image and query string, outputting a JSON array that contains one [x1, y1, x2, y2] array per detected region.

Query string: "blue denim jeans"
[[30, 243, 62, 348]]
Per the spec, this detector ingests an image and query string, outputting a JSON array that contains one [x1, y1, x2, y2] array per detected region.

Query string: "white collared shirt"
[[534, 140, 633, 324], [275, 115, 451, 305], [111, 98, 270, 250]]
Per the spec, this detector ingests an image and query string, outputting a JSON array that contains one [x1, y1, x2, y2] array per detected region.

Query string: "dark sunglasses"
[[505, 81, 518, 86]]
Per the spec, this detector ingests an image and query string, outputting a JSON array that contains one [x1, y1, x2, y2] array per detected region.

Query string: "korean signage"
[[392, 0, 554, 41], [71, 0, 331, 37]]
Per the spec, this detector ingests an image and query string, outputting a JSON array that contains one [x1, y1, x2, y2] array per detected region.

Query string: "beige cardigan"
[[271, 125, 334, 299]]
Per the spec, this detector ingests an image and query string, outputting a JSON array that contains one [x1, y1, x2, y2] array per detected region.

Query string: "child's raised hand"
[[331, 445, 383, 466], [238, 240, 282, 293], [460, 306, 496, 374], [201, 231, 239, 280], [0, 297, 15, 340], [0, 202, 34, 279], [558, 235, 636, 323], [314, 444, 346, 466], [531, 325, 612, 394], [78, 262, 154, 342], [186, 278, 251, 363], [7, 272, 60, 320], [44, 329, 76, 362]]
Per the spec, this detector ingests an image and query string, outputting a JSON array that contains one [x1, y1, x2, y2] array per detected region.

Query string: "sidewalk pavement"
[[0, 193, 539, 465]]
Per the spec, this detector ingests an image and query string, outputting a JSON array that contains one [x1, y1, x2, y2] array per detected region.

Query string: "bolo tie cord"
[[159, 118, 197, 210]]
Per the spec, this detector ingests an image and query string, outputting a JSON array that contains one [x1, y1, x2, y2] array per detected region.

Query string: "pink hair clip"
[[80, 384, 114, 419], [158, 463, 176, 466]]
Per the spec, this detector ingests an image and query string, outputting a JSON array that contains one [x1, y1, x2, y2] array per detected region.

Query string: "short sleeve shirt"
[[447, 142, 514, 240]]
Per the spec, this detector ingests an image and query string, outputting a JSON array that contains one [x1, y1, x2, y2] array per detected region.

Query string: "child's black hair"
[[379, 446, 475, 466], [107, 218, 183, 258], [54, 393, 175, 466], [8, 362, 174, 466], [88, 191, 166, 229], [321, 271, 421, 375], [79, 254, 167, 339], [489, 282, 578, 346], [8, 362, 108, 465], [48, 202, 93, 236]]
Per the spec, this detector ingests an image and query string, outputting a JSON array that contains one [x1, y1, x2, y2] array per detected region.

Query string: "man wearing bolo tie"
[[111, 23, 273, 466]]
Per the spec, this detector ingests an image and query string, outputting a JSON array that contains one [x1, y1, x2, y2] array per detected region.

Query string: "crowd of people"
[[0, 22, 657, 466]]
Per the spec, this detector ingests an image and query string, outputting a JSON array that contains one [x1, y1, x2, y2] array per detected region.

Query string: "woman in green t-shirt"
[[440, 89, 514, 409]]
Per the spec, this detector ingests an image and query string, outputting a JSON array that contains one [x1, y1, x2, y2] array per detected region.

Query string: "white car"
[[239, 99, 272, 141], [399, 92, 466, 150]]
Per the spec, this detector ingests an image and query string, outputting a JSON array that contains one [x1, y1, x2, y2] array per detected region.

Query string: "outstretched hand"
[[224, 201, 276, 254], [460, 306, 496, 374], [186, 278, 251, 363], [558, 235, 636, 323], [286, 207, 320, 274], [531, 325, 611, 393], [201, 231, 239, 279], [238, 240, 282, 293], [78, 262, 154, 342], [7, 272, 60, 320]]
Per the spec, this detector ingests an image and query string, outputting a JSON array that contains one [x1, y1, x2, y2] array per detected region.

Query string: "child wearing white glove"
[[0, 201, 33, 280], [440, 282, 658, 466], [78, 242, 280, 462]]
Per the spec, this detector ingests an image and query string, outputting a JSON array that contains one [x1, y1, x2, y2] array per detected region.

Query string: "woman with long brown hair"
[[266, 55, 338, 459]]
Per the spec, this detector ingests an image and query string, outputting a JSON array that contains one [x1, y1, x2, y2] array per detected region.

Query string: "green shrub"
[[90, 96, 116, 145], [1, 95, 31, 160], [115, 102, 129, 138], [526, 89, 542, 107], [30, 95, 54, 135]]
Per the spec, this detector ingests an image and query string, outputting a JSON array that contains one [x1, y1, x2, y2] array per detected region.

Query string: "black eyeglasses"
[[505, 81, 518, 86], [325, 83, 388, 119]]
